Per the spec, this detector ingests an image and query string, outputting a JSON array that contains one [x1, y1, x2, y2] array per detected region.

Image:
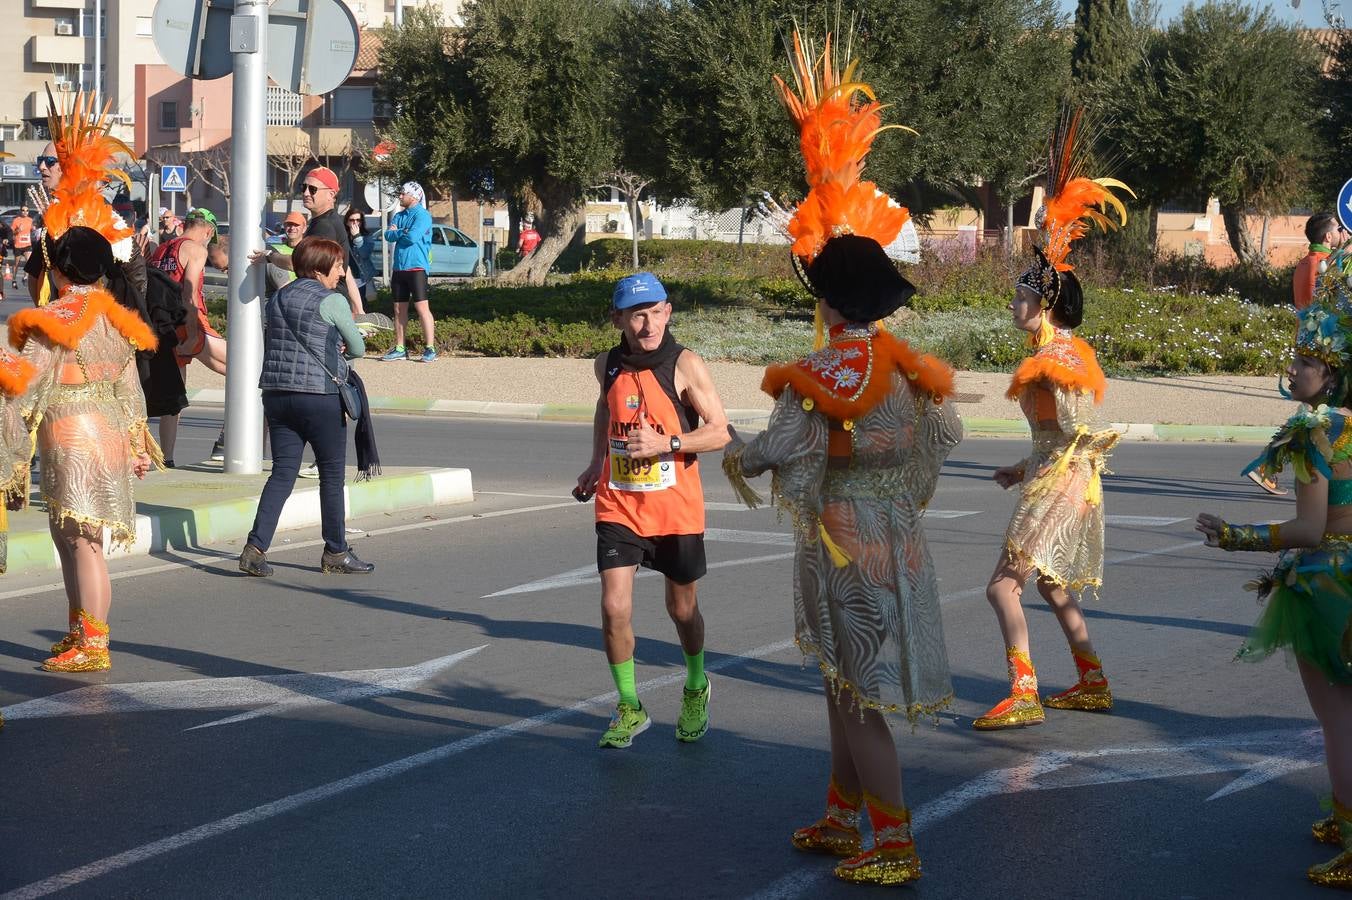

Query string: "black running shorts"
[[596, 521, 707, 585], [390, 268, 429, 303]]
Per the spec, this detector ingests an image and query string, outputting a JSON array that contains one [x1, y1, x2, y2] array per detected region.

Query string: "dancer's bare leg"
[[835, 692, 903, 808], [1301, 659, 1352, 803], [1036, 576, 1095, 655], [52, 519, 110, 621], [986, 551, 1030, 652]]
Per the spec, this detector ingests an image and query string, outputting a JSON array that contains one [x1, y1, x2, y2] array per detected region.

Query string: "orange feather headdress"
[[773, 28, 913, 266], [1017, 108, 1134, 306], [40, 87, 136, 264]]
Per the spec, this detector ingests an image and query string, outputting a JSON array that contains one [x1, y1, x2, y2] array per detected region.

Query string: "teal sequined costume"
[[1239, 405, 1352, 683]]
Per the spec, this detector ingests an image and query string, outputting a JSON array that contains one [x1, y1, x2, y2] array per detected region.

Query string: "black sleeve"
[[24, 246, 43, 278]]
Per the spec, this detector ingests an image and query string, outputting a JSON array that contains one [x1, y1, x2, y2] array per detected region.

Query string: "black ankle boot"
[[239, 544, 273, 577], [321, 548, 374, 574]]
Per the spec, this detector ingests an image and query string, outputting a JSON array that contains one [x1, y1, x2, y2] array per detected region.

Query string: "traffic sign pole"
[[224, 1, 268, 475]]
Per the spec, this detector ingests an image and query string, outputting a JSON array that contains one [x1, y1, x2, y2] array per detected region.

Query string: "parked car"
[[427, 223, 481, 276]]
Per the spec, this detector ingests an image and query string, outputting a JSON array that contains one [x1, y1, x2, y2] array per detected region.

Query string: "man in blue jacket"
[[381, 181, 436, 362]]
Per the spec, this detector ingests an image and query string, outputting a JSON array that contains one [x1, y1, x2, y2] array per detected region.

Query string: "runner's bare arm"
[[577, 353, 609, 494], [673, 350, 731, 453]]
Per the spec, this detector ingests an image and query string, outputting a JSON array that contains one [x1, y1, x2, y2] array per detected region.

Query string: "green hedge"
[[203, 238, 1297, 374]]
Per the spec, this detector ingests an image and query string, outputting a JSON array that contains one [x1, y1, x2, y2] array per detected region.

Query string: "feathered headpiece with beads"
[[773, 28, 914, 268], [1016, 108, 1134, 307], [1295, 249, 1352, 389], [40, 87, 135, 264]]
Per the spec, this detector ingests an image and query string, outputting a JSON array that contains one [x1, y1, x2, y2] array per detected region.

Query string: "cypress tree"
[[1072, 0, 1134, 90]]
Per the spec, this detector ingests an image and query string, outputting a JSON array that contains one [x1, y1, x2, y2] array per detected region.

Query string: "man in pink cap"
[[252, 166, 364, 315]]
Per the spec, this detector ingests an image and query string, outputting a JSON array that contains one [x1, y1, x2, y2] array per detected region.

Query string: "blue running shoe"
[[380, 346, 407, 361]]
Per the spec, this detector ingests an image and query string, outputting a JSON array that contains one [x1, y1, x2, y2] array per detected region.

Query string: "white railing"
[[266, 86, 303, 126]]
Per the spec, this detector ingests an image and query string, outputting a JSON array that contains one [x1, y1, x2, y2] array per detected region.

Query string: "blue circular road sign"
[[1338, 177, 1352, 233]]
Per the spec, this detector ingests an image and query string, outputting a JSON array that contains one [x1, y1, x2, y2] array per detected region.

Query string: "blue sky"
[[1057, 0, 1335, 27]]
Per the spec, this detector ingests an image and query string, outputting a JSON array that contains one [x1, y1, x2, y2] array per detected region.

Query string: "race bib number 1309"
[[608, 438, 676, 492]]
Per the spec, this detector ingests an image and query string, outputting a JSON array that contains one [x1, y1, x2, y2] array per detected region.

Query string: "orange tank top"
[[594, 356, 705, 537]]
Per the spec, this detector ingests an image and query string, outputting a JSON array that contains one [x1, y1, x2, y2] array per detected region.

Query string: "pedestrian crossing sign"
[[161, 165, 188, 193]]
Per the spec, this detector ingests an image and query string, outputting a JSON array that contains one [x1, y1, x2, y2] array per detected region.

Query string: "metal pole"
[[394, 0, 405, 26], [477, 200, 485, 274], [224, 0, 268, 474], [94, 0, 102, 110], [379, 177, 390, 284]]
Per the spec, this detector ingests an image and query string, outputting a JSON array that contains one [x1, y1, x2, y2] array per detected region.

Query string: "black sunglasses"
[[35, 155, 58, 169]]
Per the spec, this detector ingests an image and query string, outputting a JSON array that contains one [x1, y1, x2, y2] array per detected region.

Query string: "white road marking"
[[0, 501, 580, 602], [484, 529, 794, 597], [0, 638, 798, 900], [1, 647, 487, 727], [1106, 515, 1187, 527], [922, 510, 980, 519], [747, 727, 1323, 900]]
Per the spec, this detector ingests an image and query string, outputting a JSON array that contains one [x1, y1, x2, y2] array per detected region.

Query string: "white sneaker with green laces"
[[598, 702, 650, 749], [676, 677, 711, 742]]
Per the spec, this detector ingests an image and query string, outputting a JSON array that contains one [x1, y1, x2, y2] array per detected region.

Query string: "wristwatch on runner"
[[669, 435, 682, 453]]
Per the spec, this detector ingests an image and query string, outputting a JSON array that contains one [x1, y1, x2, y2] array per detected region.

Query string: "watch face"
[[670, 436, 681, 452]]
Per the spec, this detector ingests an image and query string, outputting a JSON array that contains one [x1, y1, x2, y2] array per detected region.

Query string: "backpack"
[[144, 264, 189, 343]]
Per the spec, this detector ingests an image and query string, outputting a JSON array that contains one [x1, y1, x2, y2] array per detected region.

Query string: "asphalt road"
[[0, 413, 1331, 899]]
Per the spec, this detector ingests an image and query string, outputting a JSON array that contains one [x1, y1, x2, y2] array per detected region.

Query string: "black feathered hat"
[[800, 234, 916, 323]]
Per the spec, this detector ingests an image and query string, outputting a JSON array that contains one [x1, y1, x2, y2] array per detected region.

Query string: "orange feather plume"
[[1038, 108, 1133, 272], [773, 29, 913, 263], [41, 87, 135, 256]]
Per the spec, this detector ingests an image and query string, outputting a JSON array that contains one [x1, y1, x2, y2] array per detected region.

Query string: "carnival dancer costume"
[[723, 29, 962, 886], [974, 110, 1132, 731], [8, 92, 160, 674], [1220, 248, 1352, 889]]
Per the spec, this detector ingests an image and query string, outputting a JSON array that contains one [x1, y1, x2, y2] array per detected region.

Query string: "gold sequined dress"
[[726, 325, 963, 722], [1004, 328, 1119, 591], [0, 349, 37, 573], [9, 285, 159, 548]]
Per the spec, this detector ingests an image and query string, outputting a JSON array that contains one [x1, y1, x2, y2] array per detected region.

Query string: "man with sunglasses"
[[251, 166, 364, 315], [10, 205, 33, 289]]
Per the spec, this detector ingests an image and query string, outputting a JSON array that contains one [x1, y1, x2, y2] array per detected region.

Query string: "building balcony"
[[32, 0, 84, 9], [32, 35, 85, 66]]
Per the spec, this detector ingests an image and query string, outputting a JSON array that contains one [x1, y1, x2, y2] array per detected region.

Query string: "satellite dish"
[[267, 0, 360, 96], [884, 220, 922, 265], [152, 0, 234, 80]]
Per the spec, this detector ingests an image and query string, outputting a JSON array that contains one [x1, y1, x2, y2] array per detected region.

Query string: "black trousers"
[[247, 390, 347, 554]]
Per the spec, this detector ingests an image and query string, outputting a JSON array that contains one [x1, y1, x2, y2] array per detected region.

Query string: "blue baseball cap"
[[612, 272, 668, 310]]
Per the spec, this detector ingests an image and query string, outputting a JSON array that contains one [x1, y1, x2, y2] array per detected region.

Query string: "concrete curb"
[[184, 389, 1279, 443], [4, 467, 474, 576]]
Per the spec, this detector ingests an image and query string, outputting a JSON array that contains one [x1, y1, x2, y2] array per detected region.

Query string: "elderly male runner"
[[576, 272, 731, 748]]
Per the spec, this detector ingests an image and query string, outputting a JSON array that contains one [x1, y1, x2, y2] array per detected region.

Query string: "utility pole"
[[395, 0, 405, 26], [223, 0, 268, 474], [93, 0, 103, 110]]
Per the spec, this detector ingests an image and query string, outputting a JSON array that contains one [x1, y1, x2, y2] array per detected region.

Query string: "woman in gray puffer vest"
[[239, 237, 373, 577]]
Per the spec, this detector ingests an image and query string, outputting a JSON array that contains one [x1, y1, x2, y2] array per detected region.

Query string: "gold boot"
[[42, 610, 110, 673], [973, 648, 1044, 730], [1315, 815, 1342, 846], [1309, 798, 1352, 889], [834, 794, 921, 885], [49, 610, 80, 655], [1043, 647, 1113, 711], [792, 777, 863, 857]]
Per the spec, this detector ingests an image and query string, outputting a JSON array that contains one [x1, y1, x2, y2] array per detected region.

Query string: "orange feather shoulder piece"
[[1007, 333, 1105, 404], [10, 288, 156, 353], [763, 329, 954, 421], [0, 349, 36, 398]]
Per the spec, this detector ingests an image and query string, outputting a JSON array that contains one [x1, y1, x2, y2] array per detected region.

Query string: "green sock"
[[609, 658, 639, 708], [684, 650, 707, 692]]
